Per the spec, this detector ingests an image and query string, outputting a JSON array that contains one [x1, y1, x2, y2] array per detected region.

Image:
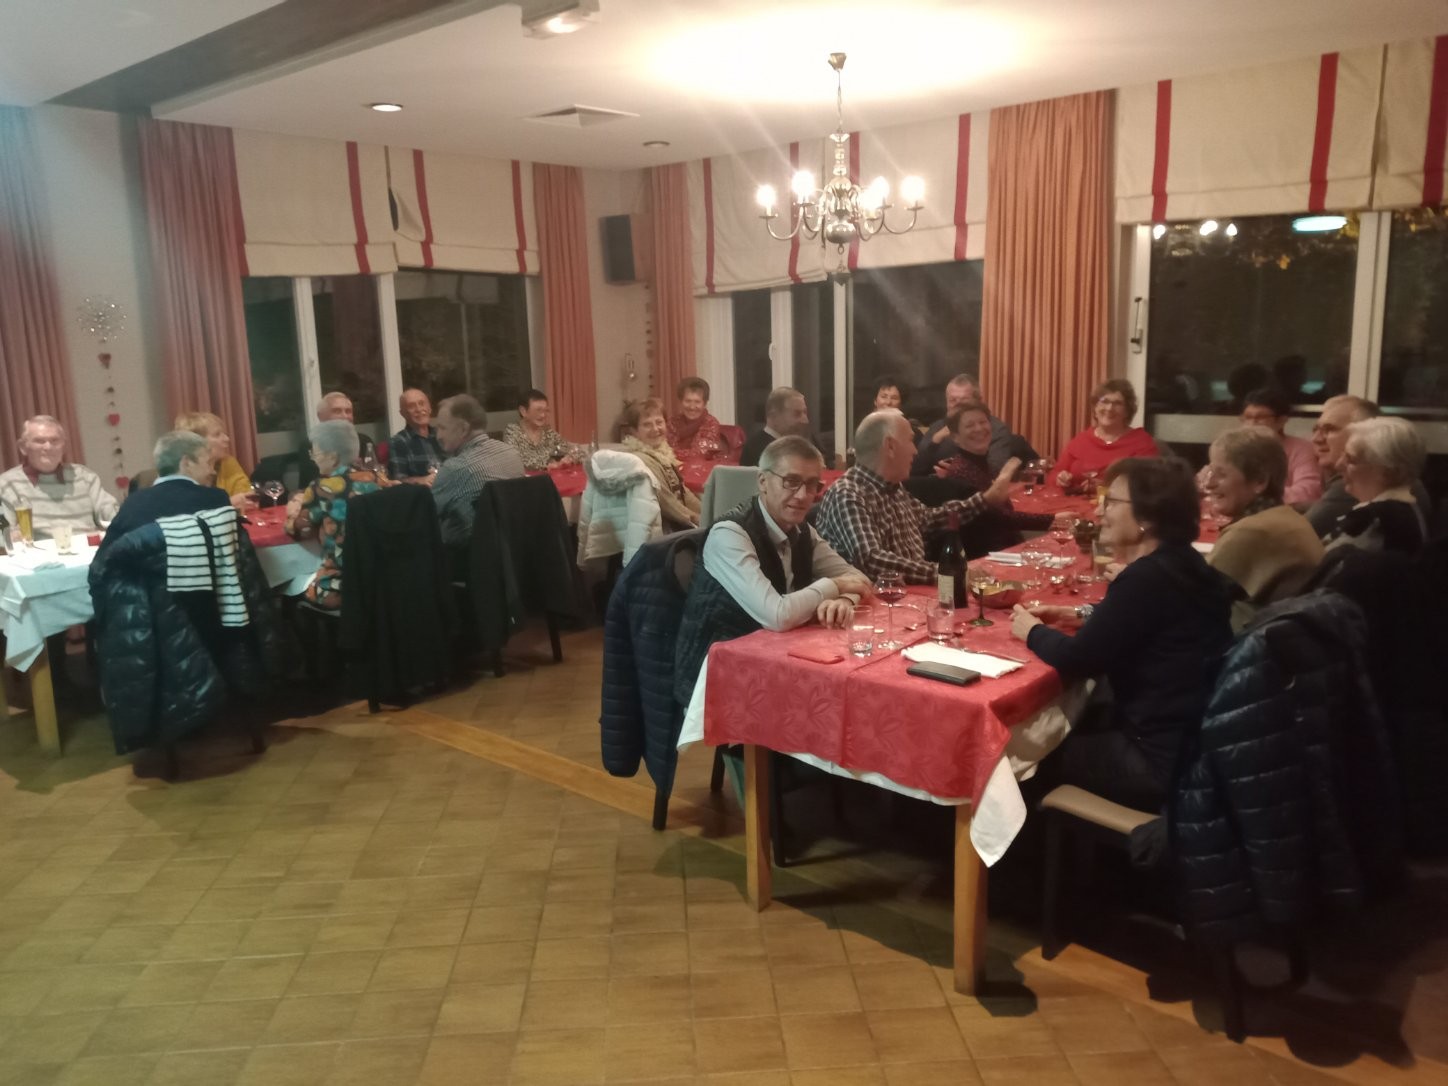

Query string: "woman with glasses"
[[1055, 379, 1159, 491], [1323, 417, 1428, 556], [618, 397, 702, 531]]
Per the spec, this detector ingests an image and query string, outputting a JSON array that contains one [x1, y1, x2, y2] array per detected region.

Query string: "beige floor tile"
[[694, 1073, 791, 1086], [1, 1011, 108, 1063], [762, 927, 848, 970], [974, 1054, 1080, 1085], [1046, 1009, 1153, 1056], [234, 917, 325, 957], [693, 1016, 787, 1075], [611, 900, 688, 935], [954, 1007, 1062, 1062], [348, 987, 446, 1039], [1068, 1050, 1175, 1085], [473, 870, 550, 907], [608, 973, 695, 1025], [155, 922, 249, 962], [537, 900, 614, 940], [790, 1068, 887, 1086], [611, 931, 693, 975], [383, 908, 468, 949], [867, 1007, 969, 1064], [689, 929, 769, 973], [433, 982, 526, 1035], [415, 1032, 516, 1085], [365, 946, 457, 992], [312, 914, 398, 953], [324, 1036, 429, 1085], [520, 978, 610, 1030], [202, 955, 302, 1002], [772, 966, 863, 1015], [79, 926, 174, 965], [690, 968, 777, 1020], [462, 905, 543, 944], [530, 935, 612, 980], [262, 993, 363, 1044], [80, 1004, 191, 1056], [119, 960, 224, 1007], [779, 1012, 880, 1070], [450, 940, 536, 986], [235, 1042, 341, 1086], [1158, 1047, 1276, 1086], [169, 999, 278, 1050], [37, 963, 146, 1013], [285, 950, 381, 996], [509, 1027, 607, 1086], [604, 1021, 696, 1081], [852, 961, 949, 1011], [53, 1053, 159, 1086], [882, 1060, 984, 1085], [146, 1047, 250, 1086]]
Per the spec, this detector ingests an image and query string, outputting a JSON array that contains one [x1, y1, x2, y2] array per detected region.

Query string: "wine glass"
[[1050, 514, 1077, 560], [967, 565, 995, 627], [1022, 459, 1039, 495], [1021, 549, 1047, 608], [262, 480, 286, 508], [873, 571, 907, 650]]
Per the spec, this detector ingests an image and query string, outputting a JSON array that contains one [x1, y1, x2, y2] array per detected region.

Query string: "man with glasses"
[[1304, 395, 1431, 535], [1238, 387, 1322, 505], [818, 410, 1017, 583], [674, 436, 872, 703], [914, 372, 1036, 477]]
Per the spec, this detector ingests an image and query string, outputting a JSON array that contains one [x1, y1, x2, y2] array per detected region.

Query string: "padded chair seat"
[[1041, 784, 1156, 836]]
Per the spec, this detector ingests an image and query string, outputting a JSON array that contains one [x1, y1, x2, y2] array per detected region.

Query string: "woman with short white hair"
[[284, 420, 382, 609], [1324, 417, 1428, 555]]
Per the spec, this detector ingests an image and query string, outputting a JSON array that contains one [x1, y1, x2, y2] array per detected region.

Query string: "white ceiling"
[[0, 0, 284, 107], [116, 0, 1448, 169]]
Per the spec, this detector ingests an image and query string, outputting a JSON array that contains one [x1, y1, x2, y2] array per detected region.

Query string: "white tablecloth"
[[0, 539, 320, 671], [678, 656, 1092, 866]]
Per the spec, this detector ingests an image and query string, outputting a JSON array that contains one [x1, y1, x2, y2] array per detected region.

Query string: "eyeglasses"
[[764, 470, 825, 496], [1102, 495, 1131, 506]]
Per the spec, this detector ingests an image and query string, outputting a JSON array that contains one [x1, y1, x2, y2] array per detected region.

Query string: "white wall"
[[581, 167, 649, 442], [29, 105, 165, 497]]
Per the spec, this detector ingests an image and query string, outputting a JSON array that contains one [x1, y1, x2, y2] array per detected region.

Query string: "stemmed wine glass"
[[262, 480, 286, 508], [1050, 514, 1077, 561], [967, 565, 996, 627], [873, 571, 907, 650]]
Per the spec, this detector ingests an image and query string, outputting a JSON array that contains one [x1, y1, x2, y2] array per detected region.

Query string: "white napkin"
[[902, 641, 1023, 679], [1192, 541, 1214, 554], [985, 551, 1024, 565], [1, 547, 64, 571]]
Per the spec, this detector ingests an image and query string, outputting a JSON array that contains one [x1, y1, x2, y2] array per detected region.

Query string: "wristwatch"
[[1073, 604, 1094, 622]]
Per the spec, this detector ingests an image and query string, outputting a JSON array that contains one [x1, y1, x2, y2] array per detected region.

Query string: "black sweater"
[[1027, 543, 1234, 777]]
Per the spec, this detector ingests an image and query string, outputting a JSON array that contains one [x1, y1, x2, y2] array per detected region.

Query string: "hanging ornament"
[[76, 296, 127, 344]]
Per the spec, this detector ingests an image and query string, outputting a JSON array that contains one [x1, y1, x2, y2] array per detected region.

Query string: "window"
[[1379, 207, 1448, 413], [312, 275, 386, 427], [242, 277, 303, 434], [790, 281, 835, 449], [850, 261, 984, 429], [1146, 215, 1357, 417], [732, 289, 772, 429], [394, 270, 532, 413]]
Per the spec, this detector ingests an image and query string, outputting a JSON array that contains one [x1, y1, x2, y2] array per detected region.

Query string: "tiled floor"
[[0, 627, 1444, 1085]]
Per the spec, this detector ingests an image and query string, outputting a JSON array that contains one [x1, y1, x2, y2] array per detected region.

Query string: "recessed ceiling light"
[[643, 140, 671, 148], [1292, 214, 1348, 233], [369, 102, 403, 113]]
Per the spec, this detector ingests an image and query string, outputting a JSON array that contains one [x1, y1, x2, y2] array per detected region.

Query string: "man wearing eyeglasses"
[[674, 436, 873, 704], [1303, 394, 1431, 535]]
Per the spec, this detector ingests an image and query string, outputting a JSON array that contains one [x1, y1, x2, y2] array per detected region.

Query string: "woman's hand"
[[816, 598, 854, 629], [1056, 469, 1074, 489], [230, 491, 257, 512], [1028, 604, 1085, 629], [1101, 561, 1124, 582], [1010, 604, 1042, 641]]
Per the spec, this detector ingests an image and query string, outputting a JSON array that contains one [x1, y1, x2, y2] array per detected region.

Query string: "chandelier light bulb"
[[1225, 222, 1239, 237], [756, 185, 778, 212], [1199, 219, 1219, 236], [1151, 223, 1167, 240], [900, 176, 925, 207], [791, 171, 816, 201]]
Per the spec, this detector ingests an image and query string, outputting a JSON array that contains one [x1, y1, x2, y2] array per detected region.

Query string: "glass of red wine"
[[873, 571, 907, 650]]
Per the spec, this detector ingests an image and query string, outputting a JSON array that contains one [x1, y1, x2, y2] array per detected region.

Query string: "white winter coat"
[[576, 450, 663, 568]]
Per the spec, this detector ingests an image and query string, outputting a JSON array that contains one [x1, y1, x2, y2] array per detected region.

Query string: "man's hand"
[[1056, 469, 1074, 489], [1010, 604, 1042, 641], [816, 598, 854, 629], [983, 458, 1022, 505], [832, 573, 873, 600], [1027, 604, 1084, 628]]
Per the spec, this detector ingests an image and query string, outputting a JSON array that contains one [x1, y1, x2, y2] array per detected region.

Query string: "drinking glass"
[[967, 565, 995, 627], [926, 600, 955, 643], [1021, 549, 1047, 608], [52, 523, 74, 555], [873, 571, 907, 650], [846, 606, 876, 657], [1050, 514, 1076, 559], [15, 503, 34, 546], [897, 599, 926, 633], [262, 480, 286, 507]]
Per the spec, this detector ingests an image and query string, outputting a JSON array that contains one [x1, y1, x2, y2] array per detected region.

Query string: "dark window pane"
[[242, 277, 302, 434], [732, 289, 772, 427], [850, 261, 984, 430], [312, 276, 386, 425], [395, 271, 532, 418], [1380, 208, 1448, 412], [792, 281, 835, 450], [1147, 215, 1356, 417]]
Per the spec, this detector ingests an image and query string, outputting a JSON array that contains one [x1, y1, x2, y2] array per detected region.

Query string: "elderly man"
[[389, 388, 444, 484], [0, 415, 118, 539], [316, 391, 378, 466], [675, 435, 873, 703], [818, 411, 1018, 583], [914, 372, 1036, 476], [1304, 394, 1430, 535], [97, 431, 229, 555], [431, 393, 525, 546], [739, 387, 826, 468]]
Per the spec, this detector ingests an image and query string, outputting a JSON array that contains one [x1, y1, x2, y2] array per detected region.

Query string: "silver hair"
[[853, 410, 910, 469], [1210, 425, 1287, 501], [439, 394, 488, 432], [764, 386, 804, 421], [1345, 416, 1425, 488], [759, 435, 823, 475], [310, 419, 361, 466], [153, 430, 209, 477], [18, 414, 66, 446], [316, 391, 352, 421], [1322, 394, 1380, 423]]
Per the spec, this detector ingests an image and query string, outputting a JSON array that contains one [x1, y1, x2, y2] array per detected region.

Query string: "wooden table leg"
[[28, 651, 61, 755], [954, 803, 987, 994], [742, 744, 772, 911]]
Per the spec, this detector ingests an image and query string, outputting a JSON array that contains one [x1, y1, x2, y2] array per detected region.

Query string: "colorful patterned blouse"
[[287, 468, 383, 608]]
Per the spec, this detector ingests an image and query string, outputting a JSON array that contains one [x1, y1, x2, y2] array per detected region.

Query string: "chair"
[[699, 466, 759, 527]]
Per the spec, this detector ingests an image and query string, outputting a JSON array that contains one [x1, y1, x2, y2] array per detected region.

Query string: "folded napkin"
[[986, 551, 1073, 569], [788, 645, 844, 665], [903, 641, 1023, 679], [2, 547, 64, 571]]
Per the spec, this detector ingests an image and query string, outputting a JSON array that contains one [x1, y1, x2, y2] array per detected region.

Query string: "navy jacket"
[[98, 478, 230, 557]]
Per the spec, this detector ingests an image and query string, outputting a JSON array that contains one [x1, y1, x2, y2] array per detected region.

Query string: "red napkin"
[[788, 645, 844, 665]]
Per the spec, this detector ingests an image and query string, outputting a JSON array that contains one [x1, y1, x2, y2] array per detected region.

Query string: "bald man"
[[316, 392, 378, 468]]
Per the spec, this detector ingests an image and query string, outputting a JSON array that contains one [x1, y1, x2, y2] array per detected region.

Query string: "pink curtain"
[[648, 164, 696, 403], [980, 92, 1112, 459], [137, 118, 258, 468], [532, 164, 598, 440], [0, 107, 85, 462]]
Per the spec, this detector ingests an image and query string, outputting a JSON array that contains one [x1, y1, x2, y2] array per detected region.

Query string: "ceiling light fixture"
[[522, 0, 599, 39], [756, 53, 922, 275], [1151, 224, 1166, 240], [369, 102, 403, 112], [643, 140, 671, 149], [1225, 222, 1239, 237], [1198, 219, 1219, 236], [1292, 214, 1348, 233]]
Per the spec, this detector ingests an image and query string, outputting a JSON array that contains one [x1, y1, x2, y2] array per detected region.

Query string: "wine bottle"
[[937, 509, 967, 607]]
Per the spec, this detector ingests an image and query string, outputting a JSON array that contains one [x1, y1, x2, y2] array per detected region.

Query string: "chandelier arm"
[[878, 207, 923, 236], [763, 214, 805, 242]]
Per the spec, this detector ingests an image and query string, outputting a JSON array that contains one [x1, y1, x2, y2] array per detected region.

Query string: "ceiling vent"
[[525, 105, 637, 127]]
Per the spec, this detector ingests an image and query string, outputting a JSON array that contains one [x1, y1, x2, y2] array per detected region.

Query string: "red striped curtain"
[[533, 164, 598, 441], [0, 107, 85, 462], [137, 118, 258, 468], [649, 164, 696, 404], [980, 92, 1112, 459]]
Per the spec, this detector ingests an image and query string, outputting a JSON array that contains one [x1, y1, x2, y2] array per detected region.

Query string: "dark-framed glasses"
[[764, 470, 824, 496]]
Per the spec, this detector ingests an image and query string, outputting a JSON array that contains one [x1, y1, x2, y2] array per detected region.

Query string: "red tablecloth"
[[703, 577, 1080, 805], [242, 507, 293, 549]]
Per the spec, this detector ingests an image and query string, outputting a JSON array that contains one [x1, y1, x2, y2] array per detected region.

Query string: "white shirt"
[[702, 499, 863, 632]]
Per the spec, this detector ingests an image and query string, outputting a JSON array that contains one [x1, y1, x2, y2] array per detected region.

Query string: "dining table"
[[0, 506, 321, 755], [677, 481, 1217, 995]]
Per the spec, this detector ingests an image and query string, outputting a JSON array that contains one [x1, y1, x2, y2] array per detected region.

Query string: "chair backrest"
[[700, 466, 759, 527], [718, 424, 746, 453]]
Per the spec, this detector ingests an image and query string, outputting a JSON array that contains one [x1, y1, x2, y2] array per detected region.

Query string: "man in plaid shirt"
[[432, 394, 525, 546], [816, 411, 1019, 584]]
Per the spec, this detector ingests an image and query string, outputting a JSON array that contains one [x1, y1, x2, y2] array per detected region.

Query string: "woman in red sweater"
[[1056, 379, 1159, 489]]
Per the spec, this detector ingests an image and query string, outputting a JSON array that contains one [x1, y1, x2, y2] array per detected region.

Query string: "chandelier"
[[756, 53, 924, 273]]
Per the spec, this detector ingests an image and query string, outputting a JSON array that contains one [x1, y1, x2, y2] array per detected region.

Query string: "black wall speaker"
[[600, 214, 652, 284]]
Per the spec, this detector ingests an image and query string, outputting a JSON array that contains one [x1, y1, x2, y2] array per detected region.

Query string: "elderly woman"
[[620, 397, 701, 531], [1011, 458, 1234, 809], [175, 410, 254, 510], [284, 420, 383, 610], [1323, 416, 1429, 555], [1204, 426, 1324, 630], [503, 389, 575, 471], [666, 377, 723, 456], [1055, 379, 1159, 490]]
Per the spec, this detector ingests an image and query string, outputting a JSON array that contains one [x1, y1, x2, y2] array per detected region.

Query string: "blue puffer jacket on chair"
[[599, 528, 706, 796]]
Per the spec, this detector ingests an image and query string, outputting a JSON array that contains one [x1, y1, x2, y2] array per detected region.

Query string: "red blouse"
[[667, 410, 722, 455], [1055, 427, 1160, 479]]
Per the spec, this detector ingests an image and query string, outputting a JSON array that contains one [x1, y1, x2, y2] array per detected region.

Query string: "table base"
[[0, 643, 60, 754], [740, 742, 988, 995]]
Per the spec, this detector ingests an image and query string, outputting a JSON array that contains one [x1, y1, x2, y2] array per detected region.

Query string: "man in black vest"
[[675, 435, 872, 706]]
